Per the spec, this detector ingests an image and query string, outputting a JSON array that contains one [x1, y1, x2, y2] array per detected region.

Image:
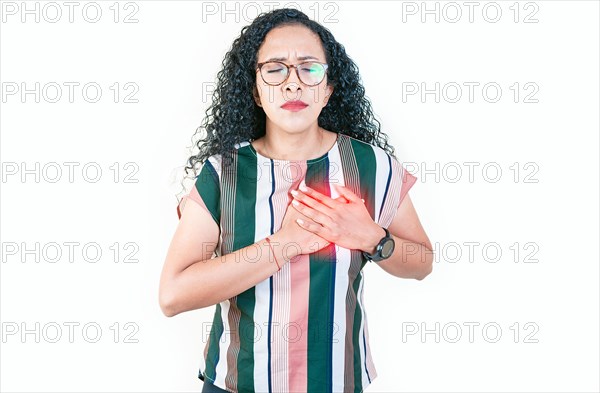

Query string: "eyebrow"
[[264, 55, 320, 62]]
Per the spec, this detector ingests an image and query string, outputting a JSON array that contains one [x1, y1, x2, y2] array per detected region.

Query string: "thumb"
[[333, 184, 362, 203]]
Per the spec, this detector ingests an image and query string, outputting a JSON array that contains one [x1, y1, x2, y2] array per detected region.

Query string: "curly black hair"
[[178, 8, 397, 198]]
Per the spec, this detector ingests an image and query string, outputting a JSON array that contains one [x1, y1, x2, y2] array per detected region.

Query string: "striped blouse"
[[177, 132, 417, 393]]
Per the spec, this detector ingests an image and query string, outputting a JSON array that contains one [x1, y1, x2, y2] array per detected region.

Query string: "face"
[[254, 24, 334, 134]]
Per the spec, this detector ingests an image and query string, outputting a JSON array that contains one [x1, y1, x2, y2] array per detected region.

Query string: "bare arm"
[[158, 199, 296, 317], [363, 194, 434, 280]]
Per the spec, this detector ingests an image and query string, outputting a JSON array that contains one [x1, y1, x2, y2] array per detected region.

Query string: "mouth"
[[281, 100, 308, 111]]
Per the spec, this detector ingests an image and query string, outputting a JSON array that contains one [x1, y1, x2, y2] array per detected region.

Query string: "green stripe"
[[234, 150, 258, 392], [201, 158, 223, 383], [205, 303, 224, 382], [196, 160, 221, 225], [349, 139, 377, 392], [349, 138, 377, 226], [306, 157, 336, 392]]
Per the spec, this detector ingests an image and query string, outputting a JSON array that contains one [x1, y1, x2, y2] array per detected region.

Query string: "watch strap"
[[362, 226, 391, 262]]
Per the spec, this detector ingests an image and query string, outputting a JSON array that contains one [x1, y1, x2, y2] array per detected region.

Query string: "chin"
[[284, 122, 318, 133], [272, 116, 315, 129]]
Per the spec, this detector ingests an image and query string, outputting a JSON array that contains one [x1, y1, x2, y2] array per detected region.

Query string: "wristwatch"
[[362, 226, 395, 262]]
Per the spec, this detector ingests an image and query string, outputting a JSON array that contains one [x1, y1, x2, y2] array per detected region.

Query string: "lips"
[[281, 100, 308, 110]]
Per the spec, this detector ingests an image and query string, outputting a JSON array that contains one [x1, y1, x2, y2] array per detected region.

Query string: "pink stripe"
[[176, 186, 209, 219], [288, 253, 310, 392], [398, 167, 417, 207], [287, 161, 309, 393]]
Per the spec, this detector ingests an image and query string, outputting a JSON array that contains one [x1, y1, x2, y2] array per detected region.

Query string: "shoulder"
[[197, 140, 257, 180], [195, 154, 223, 186], [340, 134, 416, 188], [234, 140, 251, 150], [339, 133, 399, 166]]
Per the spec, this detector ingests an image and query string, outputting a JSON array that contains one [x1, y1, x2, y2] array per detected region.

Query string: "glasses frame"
[[256, 61, 329, 87]]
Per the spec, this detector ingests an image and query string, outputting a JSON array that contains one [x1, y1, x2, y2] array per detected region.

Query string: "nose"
[[284, 81, 301, 95], [283, 65, 302, 92]]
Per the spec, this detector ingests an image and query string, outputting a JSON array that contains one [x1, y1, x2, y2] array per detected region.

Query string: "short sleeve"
[[398, 162, 417, 208], [376, 156, 417, 228], [176, 158, 221, 226]]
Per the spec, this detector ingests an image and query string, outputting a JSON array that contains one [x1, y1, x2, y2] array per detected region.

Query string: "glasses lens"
[[260, 62, 327, 86], [298, 62, 326, 85], [261, 62, 288, 85]]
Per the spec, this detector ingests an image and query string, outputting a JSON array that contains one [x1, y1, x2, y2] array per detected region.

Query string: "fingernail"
[[299, 183, 307, 191], [291, 190, 298, 196], [292, 200, 299, 206], [297, 218, 304, 225]]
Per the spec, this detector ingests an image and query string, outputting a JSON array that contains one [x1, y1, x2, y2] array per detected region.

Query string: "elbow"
[[159, 287, 179, 318], [160, 301, 177, 318], [416, 264, 433, 281], [159, 281, 211, 316], [415, 252, 434, 281]]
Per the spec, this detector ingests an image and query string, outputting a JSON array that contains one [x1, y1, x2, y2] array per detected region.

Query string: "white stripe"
[[360, 270, 378, 382], [253, 155, 273, 393], [214, 300, 230, 387], [372, 147, 393, 227], [356, 272, 369, 387], [271, 160, 292, 393]]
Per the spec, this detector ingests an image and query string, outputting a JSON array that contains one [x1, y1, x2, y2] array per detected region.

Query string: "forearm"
[[375, 234, 433, 280], [165, 233, 296, 316]]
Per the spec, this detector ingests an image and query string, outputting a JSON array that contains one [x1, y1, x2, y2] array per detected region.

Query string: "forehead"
[[257, 24, 326, 61]]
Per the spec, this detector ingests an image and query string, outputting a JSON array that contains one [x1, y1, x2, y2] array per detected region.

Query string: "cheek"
[[302, 90, 316, 105], [258, 85, 282, 107], [308, 87, 329, 106]]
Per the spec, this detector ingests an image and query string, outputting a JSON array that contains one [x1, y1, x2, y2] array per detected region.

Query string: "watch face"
[[381, 239, 395, 258]]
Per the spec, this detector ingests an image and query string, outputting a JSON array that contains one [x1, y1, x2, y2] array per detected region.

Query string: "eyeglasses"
[[256, 61, 329, 87]]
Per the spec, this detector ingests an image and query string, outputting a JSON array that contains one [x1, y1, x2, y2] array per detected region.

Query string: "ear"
[[253, 85, 262, 107], [324, 86, 334, 106]]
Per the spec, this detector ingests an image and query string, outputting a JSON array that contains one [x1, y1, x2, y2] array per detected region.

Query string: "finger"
[[296, 217, 327, 236], [335, 195, 349, 204], [292, 189, 335, 216], [298, 182, 341, 209], [332, 184, 362, 203], [291, 198, 334, 227]]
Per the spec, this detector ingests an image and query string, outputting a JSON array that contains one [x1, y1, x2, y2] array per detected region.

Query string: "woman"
[[159, 8, 433, 393]]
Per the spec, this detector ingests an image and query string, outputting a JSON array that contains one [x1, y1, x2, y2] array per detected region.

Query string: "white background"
[[1, 1, 598, 392]]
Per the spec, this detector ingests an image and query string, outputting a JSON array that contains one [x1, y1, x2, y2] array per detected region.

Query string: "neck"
[[258, 123, 327, 161]]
